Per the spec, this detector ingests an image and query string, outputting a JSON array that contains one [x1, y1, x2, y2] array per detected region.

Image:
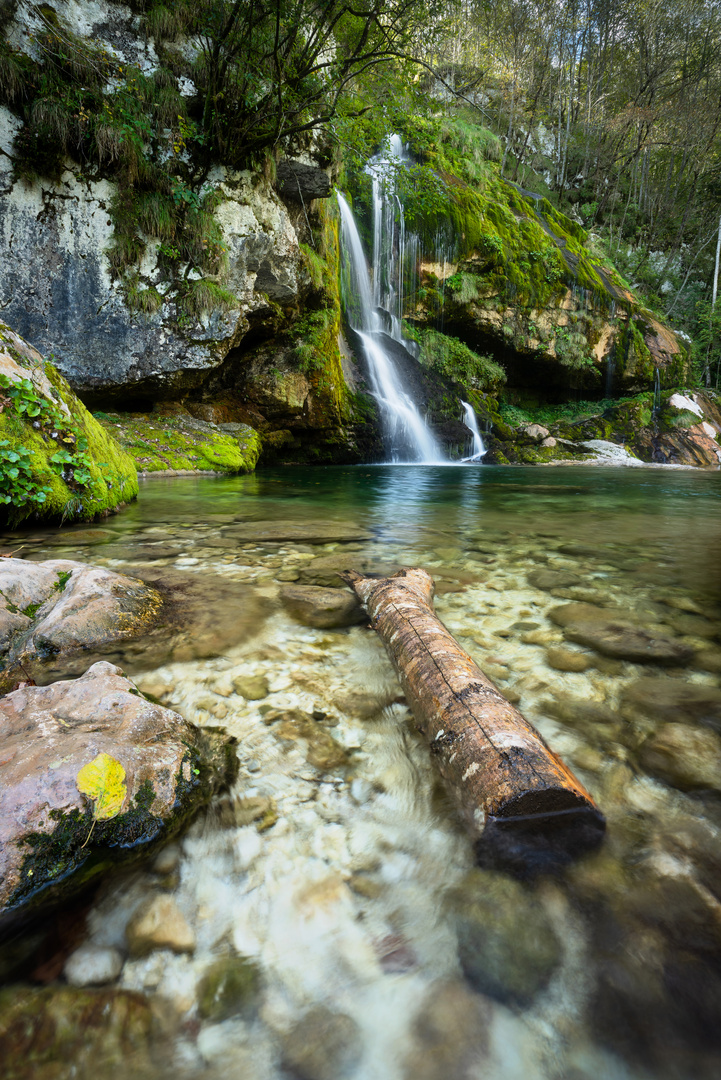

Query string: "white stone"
[[669, 392, 703, 417], [64, 944, 124, 987]]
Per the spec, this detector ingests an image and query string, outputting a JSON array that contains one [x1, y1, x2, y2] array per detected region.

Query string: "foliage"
[[418, 328, 506, 391], [76, 753, 127, 822], [0, 440, 51, 510]]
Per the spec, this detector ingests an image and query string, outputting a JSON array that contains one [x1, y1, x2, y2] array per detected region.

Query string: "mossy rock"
[[95, 412, 260, 473], [0, 323, 138, 526], [196, 956, 260, 1021]]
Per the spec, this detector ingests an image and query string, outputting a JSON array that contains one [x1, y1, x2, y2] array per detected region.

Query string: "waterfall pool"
[[3, 463, 721, 1080]]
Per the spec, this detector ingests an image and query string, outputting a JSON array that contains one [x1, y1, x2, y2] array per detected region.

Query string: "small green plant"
[[0, 440, 51, 510]]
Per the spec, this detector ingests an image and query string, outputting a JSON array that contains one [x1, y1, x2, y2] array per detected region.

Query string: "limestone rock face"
[[0, 662, 236, 919], [0, 139, 301, 398]]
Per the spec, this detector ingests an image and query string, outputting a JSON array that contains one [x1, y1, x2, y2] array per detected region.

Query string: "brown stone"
[[280, 585, 365, 628], [126, 895, 195, 956]]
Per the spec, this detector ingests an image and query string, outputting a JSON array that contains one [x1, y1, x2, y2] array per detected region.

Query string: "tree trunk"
[[345, 568, 605, 870]]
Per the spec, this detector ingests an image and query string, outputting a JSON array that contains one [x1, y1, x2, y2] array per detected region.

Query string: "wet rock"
[[693, 649, 721, 674], [621, 677, 721, 729], [232, 795, 277, 829], [541, 696, 621, 741], [126, 894, 196, 957], [527, 569, 582, 590], [271, 710, 348, 771], [0, 986, 163, 1080], [280, 585, 365, 628], [449, 868, 561, 1004], [403, 980, 490, 1080], [520, 423, 550, 442], [0, 559, 162, 686], [0, 662, 236, 921], [551, 601, 694, 665], [639, 724, 721, 791], [232, 674, 269, 700], [196, 956, 260, 1021], [64, 945, 124, 987], [280, 1005, 362, 1080], [546, 647, 593, 672]]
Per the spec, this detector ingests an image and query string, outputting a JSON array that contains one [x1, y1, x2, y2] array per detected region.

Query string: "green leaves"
[[0, 440, 51, 508], [76, 753, 127, 822]]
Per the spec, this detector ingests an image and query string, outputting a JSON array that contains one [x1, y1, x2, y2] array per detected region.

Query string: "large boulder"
[[279, 585, 365, 628], [0, 322, 138, 525], [0, 662, 237, 921], [0, 558, 162, 689]]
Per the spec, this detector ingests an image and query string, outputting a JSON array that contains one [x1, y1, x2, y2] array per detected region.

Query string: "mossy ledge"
[[95, 411, 261, 474]]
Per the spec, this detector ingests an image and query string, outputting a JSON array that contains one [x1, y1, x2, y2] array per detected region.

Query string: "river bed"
[[3, 463, 721, 1080]]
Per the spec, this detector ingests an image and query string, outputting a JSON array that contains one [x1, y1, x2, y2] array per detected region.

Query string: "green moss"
[[418, 328, 506, 391], [0, 327, 138, 526], [97, 413, 260, 473]]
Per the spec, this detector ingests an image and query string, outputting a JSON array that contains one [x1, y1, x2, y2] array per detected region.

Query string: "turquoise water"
[[3, 464, 721, 1080]]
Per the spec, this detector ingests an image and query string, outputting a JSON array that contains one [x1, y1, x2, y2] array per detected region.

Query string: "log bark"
[[345, 567, 605, 870]]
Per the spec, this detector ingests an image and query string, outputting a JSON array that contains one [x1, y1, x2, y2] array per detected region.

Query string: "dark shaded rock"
[[280, 585, 365, 628], [0, 986, 166, 1080], [449, 868, 561, 1004], [276, 159, 332, 200], [403, 980, 491, 1080], [0, 662, 237, 921], [639, 724, 721, 791], [196, 956, 260, 1021], [280, 1006, 362, 1080]]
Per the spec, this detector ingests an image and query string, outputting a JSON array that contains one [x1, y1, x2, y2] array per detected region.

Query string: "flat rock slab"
[[221, 521, 373, 544], [0, 559, 162, 687], [280, 585, 365, 628], [0, 661, 236, 920], [621, 677, 721, 729], [549, 601, 693, 665], [528, 569, 582, 591]]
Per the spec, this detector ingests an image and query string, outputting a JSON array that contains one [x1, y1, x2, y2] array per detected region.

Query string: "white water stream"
[[460, 400, 486, 460], [338, 158, 442, 463]]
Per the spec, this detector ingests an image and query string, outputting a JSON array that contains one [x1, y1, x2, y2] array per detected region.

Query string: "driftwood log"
[[345, 567, 605, 870]]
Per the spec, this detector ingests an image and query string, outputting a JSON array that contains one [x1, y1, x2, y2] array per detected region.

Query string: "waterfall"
[[337, 189, 442, 463], [460, 401, 486, 461], [653, 367, 661, 413]]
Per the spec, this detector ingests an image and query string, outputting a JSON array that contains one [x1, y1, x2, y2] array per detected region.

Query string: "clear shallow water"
[[4, 465, 721, 1080]]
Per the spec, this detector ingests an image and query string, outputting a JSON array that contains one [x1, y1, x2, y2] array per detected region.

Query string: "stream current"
[[4, 463, 721, 1080]]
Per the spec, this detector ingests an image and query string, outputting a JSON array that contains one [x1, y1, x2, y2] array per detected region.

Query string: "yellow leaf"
[[76, 752, 127, 821]]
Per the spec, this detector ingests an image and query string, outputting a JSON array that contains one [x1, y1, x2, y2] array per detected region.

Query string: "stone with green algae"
[[95, 411, 260, 474]]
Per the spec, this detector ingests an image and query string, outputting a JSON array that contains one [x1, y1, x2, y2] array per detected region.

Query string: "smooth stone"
[[549, 602, 630, 628], [196, 956, 260, 1021], [64, 944, 124, 987], [0, 662, 235, 920], [270, 710, 348, 771], [693, 649, 721, 674], [232, 674, 269, 700], [450, 868, 561, 1004], [565, 621, 694, 666], [639, 724, 721, 791], [126, 895, 196, 956], [403, 980, 490, 1080], [527, 569, 582, 590], [621, 677, 721, 729], [280, 585, 365, 629], [546, 646, 593, 672], [280, 1006, 362, 1080]]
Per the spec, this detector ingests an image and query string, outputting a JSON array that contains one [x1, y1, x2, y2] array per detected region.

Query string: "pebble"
[[64, 944, 124, 987], [232, 674, 270, 700], [125, 895, 196, 957], [546, 646, 593, 672]]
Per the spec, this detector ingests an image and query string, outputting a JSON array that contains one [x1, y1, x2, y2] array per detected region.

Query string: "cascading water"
[[337, 186, 442, 463], [460, 400, 486, 461]]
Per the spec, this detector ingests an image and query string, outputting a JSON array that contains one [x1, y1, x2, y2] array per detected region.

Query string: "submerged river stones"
[[0, 662, 237, 921], [0, 558, 162, 689]]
